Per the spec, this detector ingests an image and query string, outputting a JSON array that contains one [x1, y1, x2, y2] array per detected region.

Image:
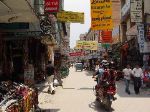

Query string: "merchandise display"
[[0, 81, 38, 112]]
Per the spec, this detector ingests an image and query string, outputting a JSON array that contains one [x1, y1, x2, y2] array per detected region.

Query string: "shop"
[[110, 42, 121, 69], [0, 81, 38, 112], [0, 32, 49, 85], [29, 38, 48, 84], [120, 38, 143, 68]]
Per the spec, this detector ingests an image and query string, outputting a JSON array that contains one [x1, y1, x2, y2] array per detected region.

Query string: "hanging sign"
[[138, 24, 145, 53], [69, 52, 84, 57], [44, 0, 59, 13], [76, 41, 84, 49], [83, 41, 98, 50], [57, 11, 84, 23], [142, 42, 150, 53], [121, 0, 130, 17], [100, 31, 112, 43], [90, 0, 113, 30], [146, 24, 150, 41], [102, 43, 111, 49], [76, 41, 98, 50], [130, 0, 143, 23]]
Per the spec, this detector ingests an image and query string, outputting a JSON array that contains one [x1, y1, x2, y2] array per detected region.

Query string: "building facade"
[[120, 0, 150, 68], [0, 0, 70, 84]]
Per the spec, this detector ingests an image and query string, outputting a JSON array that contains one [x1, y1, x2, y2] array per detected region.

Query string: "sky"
[[64, 0, 91, 48]]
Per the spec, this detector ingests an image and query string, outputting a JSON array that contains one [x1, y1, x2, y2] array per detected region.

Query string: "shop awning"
[[126, 25, 138, 40], [0, 31, 42, 40], [0, 0, 39, 23]]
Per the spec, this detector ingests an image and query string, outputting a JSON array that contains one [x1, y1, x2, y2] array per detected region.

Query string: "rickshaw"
[[75, 63, 83, 71]]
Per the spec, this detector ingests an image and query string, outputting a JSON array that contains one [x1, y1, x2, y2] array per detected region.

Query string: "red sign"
[[44, 0, 59, 13], [146, 24, 150, 41], [100, 31, 112, 43], [69, 52, 84, 57]]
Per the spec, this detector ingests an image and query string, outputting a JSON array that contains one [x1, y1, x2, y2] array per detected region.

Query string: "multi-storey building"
[[120, 0, 150, 67], [0, 0, 70, 83]]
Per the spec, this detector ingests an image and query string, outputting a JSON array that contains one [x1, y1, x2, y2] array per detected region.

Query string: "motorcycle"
[[94, 80, 116, 110]]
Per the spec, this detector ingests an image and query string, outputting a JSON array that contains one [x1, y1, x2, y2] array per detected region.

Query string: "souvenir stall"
[[0, 81, 38, 112]]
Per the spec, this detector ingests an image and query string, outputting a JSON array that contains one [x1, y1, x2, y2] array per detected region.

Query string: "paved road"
[[38, 67, 150, 112]]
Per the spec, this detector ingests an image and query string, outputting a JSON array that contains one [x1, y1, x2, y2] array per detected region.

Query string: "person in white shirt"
[[132, 64, 143, 94], [123, 64, 132, 94]]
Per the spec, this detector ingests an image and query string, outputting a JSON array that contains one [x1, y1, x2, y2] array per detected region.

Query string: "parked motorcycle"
[[94, 80, 116, 110]]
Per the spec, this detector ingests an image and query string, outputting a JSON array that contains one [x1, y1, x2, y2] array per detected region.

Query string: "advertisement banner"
[[83, 41, 98, 50], [91, 0, 113, 30], [44, 0, 59, 13], [57, 11, 84, 23], [130, 0, 143, 23], [121, 0, 130, 17], [138, 24, 145, 53], [146, 24, 150, 41], [101, 31, 112, 43], [142, 42, 150, 53], [69, 52, 84, 57], [76, 41, 98, 50], [76, 41, 84, 49]]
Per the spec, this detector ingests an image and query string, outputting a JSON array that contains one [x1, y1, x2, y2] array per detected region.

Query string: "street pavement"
[[37, 67, 150, 112]]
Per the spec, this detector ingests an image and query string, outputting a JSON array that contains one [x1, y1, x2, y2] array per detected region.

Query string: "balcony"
[[121, 0, 130, 21]]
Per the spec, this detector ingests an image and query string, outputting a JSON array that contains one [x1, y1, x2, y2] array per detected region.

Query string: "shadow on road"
[[116, 81, 150, 98], [89, 100, 114, 112], [85, 70, 94, 76], [78, 87, 93, 90], [35, 83, 49, 94], [62, 87, 75, 89], [39, 108, 60, 112]]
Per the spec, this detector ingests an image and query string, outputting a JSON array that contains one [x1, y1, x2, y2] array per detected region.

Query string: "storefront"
[[120, 37, 143, 68], [111, 42, 121, 69], [0, 32, 49, 85]]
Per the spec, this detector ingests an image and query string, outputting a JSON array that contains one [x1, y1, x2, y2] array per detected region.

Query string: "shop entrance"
[[10, 40, 24, 82]]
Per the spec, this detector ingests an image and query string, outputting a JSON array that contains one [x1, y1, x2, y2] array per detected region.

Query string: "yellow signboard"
[[91, 0, 113, 30], [76, 41, 98, 50], [76, 41, 83, 49], [57, 11, 84, 23]]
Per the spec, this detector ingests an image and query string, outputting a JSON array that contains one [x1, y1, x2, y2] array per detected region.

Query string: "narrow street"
[[38, 68, 150, 112]]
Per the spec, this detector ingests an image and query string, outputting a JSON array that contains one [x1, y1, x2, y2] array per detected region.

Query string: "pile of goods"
[[0, 81, 38, 112]]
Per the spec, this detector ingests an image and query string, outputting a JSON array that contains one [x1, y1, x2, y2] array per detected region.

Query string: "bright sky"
[[64, 0, 91, 48]]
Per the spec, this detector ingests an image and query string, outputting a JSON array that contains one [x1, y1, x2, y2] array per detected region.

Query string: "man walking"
[[123, 64, 132, 94], [132, 64, 143, 94], [46, 61, 55, 94]]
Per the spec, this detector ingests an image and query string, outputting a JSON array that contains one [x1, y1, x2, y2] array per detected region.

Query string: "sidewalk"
[[35, 78, 66, 111]]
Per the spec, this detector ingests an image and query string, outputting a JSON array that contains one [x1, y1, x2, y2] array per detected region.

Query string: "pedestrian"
[[122, 64, 132, 94], [55, 67, 63, 86], [46, 61, 55, 94], [132, 64, 143, 94]]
